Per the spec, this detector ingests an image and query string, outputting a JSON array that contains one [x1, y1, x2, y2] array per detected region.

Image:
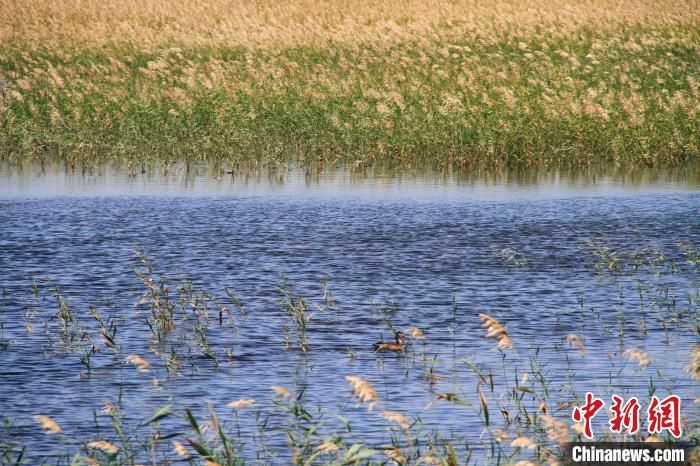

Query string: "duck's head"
[[394, 331, 406, 344]]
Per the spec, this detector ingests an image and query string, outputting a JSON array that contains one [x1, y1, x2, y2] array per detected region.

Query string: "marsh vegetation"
[[0, 1, 698, 168], [0, 2, 698, 463]]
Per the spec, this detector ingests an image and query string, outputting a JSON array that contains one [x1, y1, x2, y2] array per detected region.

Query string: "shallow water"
[[0, 165, 698, 463]]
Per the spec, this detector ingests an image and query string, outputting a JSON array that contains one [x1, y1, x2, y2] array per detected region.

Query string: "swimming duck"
[[373, 331, 406, 352]]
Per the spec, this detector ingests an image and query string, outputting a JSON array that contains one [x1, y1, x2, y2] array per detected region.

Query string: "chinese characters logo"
[[571, 392, 681, 439]]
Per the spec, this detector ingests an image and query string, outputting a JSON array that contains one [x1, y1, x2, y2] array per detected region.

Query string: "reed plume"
[[479, 313, 513, 349], [34, 415, 62, 434], [227, 399, 256, 409], [345, 375, 378, 409], [125, 354, 150, 372], [623, 348, 651, 368]]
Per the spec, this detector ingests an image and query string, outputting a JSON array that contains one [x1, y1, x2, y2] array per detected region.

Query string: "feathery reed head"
[[345, 375, 378, 409], [227, 398, 256, 409], [405, 327, 425, 339], [623, 348, 651, 368], [381, 410, 410, 429], [34, 415, 62, 434], [126, 354, 150, 372], [510, 436, 537, 449], [540, 415, 569, 444], [479, 313, 513, 349], [86, 440, 119, 455], [271, 385, 292, 398]]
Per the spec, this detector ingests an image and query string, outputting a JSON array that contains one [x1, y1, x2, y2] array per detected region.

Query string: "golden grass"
[[623, 348, 652, 368], [406, 327, 425, 339], [227, 398, 256, 409], [345, 375, 378, 409], [316, 441, 339, 452], [0, 1, 698, 166], [510, 436, 537, 449], [381, 410, 410, 429], [34, 415, 62, 434], [2, 0, 698, 49], [271, 385, 292, 398], [125, 354, 150, 372], [565, 334, 585, 352], [385, 447, 407, 462], [86, 440, 120, 455], [172, 440, 190, 457], [540, 414, 570, 444], [479, 313, 513, 349]]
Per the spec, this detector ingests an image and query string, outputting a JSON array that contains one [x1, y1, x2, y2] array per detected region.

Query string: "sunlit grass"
[[0, 1, 698, 167]]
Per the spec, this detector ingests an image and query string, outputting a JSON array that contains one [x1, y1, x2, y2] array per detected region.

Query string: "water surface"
[[0, 165, 698, 462]]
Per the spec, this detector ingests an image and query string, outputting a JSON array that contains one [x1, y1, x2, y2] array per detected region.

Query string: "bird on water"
[[373, 331, 406, 352]]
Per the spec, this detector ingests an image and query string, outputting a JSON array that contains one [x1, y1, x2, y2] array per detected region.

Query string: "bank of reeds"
[[0, 1, 698, 168]]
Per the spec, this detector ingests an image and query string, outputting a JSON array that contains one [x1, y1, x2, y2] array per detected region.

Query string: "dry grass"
[[565, 334, 585, 352], [2, 0, 697, 49], [34, 415, 62, 434], [125, 354, 150, 372], [540, 414, 570, 444], [172, 440, 190, 458], [316, 441, 339, 452], [510, 436, 537, 449], [271, 385, 293, 399], [623, 348, 652, 368], [0, 1, 698, 168], [381, 410, 410, 429], [479, 313, 513, 349], [345, 375, 378, 408], [86, 440, 120, 455], [227, 399, 256, 409]]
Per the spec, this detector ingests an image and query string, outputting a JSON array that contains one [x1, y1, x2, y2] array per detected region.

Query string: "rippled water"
[[0, 165, 698, 463]]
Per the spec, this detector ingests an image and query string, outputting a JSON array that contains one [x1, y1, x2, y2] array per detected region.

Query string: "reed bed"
[[0, 1, 698, 168]]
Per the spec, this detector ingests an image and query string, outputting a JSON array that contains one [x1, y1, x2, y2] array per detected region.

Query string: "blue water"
[[0, 167, 698, 463]]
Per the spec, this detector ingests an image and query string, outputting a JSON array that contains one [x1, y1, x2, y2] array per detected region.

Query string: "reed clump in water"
[[277, 277, 311, 352]]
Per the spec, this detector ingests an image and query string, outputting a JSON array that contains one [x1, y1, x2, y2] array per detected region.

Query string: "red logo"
[[572, 392, 605, 439], [571, 394, 683, 438], [609, 395, 640, 434], [647, 395, 681, 438]]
